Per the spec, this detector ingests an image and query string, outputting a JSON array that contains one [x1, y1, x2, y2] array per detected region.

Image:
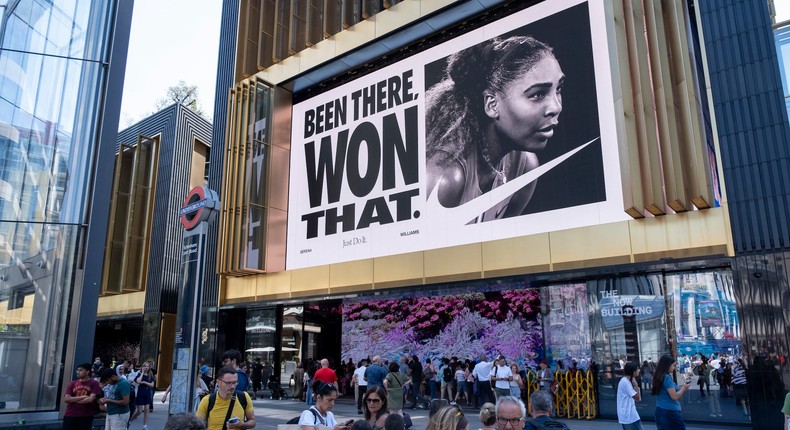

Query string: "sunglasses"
[[365, 398, 382, 404]]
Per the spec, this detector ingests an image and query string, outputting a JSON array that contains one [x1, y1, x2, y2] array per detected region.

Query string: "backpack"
[[443, 366, 453, 382], [207, 390, 248, 422], [287, 408, 323, 425]]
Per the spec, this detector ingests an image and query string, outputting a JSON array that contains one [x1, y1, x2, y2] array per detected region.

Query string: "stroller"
[[267, 375, 287, 400]]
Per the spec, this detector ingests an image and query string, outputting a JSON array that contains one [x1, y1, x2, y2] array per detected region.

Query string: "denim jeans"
[[621, 420, 644, 430], [655, 407, 686, 430]]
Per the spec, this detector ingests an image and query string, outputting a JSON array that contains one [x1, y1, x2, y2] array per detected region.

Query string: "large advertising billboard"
[[287, 0, 628, 269]]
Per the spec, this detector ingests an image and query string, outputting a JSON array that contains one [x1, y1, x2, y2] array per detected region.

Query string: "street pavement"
[[125, 391, 746, 430]]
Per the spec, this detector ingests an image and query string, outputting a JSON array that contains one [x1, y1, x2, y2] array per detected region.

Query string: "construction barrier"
[[524, 369, 596, 420]]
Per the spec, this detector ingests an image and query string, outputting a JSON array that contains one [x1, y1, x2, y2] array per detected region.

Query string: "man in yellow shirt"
[[196, 366, 255, 429]]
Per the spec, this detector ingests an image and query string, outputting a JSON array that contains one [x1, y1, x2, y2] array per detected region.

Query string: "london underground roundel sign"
[[179, 186, 219, 230]]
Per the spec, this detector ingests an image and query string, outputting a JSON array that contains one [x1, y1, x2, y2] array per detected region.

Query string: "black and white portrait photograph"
[[424, 2, 605, 223]]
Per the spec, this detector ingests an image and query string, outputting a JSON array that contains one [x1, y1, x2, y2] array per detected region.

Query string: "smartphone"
[[228, 417, 240, 424], [345, 420, 355, 426]]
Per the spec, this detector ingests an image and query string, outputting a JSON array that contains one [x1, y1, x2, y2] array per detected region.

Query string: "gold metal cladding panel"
[[373, 252, 424, 286], [424, 243, 483, 283], [96, 291, 145, 318], [607, 0, 644, 218], [223, 275, 256, 302], [220, 214, 732, 304], [374, 0, 420, 38], [667, 0, 714, 209], [329, 259, 374, 291], [549, 222, 632, 265], [218, 89, 235, 272], [644, 0, 686, 213], [629, 206, 728, 256], [265, 207, 288, 273], [481, 234, 551, 274], [291, 265, 331, 293], [623, 0, 665, 216]]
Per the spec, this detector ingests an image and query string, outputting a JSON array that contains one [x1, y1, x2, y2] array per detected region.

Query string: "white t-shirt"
[[473, 361, 492, 382], [299, 406, 337, 429], [354, 366, 368, 387], [455, 369, 466, 382], [489, 365, 512, 389], [616, 377, 640, 424]]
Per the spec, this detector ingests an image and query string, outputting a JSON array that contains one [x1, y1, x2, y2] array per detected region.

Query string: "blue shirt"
[[236, 370, 249, 392], [107, 378, 131, 415], [656, 374, 681, 411], [364, 364, 388, 387]]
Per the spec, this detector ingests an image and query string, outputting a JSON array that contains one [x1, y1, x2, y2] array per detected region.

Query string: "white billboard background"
[[287, 0, 628, 269]]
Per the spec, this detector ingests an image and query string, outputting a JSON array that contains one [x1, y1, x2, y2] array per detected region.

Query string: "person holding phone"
[[196, 366, 255, 430], [300, 381, 349, 430], [651, 355, 690, 430]]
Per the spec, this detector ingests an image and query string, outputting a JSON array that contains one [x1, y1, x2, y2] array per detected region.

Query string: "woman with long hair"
[[364, 386, 390, 430], [651, 355, 690, 430], [425, 35, 564, 222], [129, 361, 155, 429]]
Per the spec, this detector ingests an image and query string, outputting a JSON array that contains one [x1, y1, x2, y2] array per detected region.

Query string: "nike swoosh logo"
[[426, 137, 599, 226]]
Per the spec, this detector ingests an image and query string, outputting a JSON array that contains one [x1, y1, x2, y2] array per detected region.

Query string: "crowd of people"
[[62, 348, 790, 430]]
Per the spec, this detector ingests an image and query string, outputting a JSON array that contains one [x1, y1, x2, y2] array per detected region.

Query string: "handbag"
[[403, 413, 413, 429]]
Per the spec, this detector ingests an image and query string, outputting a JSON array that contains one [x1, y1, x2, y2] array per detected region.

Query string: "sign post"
[[169, 186, 219, 415]]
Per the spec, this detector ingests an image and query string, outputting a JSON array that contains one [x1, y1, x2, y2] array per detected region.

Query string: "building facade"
[[0, 0, 133, 425], [93, 103, 212, 390], [210, 0, 790, 428]]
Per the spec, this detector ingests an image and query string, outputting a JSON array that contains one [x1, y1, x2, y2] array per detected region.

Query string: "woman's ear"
[[483, 92, 498, 119]]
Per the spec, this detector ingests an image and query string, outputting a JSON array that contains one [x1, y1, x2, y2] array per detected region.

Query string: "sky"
[[116, 1, 790, 129], [119, 0, 222, 128]]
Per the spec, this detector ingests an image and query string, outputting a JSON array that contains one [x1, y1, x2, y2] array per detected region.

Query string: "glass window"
[[246, 308, 277, 364]]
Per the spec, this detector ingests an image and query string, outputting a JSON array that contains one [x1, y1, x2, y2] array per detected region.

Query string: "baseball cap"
[[200, 365, 210, 374]]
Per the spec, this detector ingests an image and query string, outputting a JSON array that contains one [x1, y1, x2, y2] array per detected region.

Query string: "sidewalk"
[[129, 391, 747, 430]]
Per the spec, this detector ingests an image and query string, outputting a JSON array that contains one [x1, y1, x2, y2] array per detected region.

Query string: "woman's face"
[[510, 364, 518, 373], [318, 392, 337, 412], [365, 392, 383, 414], [492, 54, 564, 152]]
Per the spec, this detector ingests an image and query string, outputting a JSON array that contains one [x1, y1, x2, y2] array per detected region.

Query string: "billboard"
[[287, 0, 628, 269]]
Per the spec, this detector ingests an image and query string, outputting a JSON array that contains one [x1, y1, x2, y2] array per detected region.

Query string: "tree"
[[155, 80, 204, 116]]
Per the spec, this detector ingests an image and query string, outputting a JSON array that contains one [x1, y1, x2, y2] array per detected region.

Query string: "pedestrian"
[[732, 358, 749, 416], [617, 362, 642, 430], [439, 358, 455, 404], [384, 362, 406, 416], [781, 390, 790, 430], [129, 361, 156, 429], [364, 386, 390, 430], [365, 356, 389, 389], [490, 356, 512, 401], [354, 359, 369, 414], [472, 355, 493, 405], [495, 396, 528, 430], [651, 355, 690, 430], [98, 368, 131, 430], [478, 402, 497, 430], [298, 381, 349, 430], [251, 358, 264, 395], [508, 364, 523, 400], [164, 412, 207, 430], [426, 405, 468, 430], [221, 349, 249, 393], [453, 363, 470, 406], [62, 363, 102, 430], [385, 413, 406, 430], [315, 358, 340, 391], [196, 366, 255, 429]]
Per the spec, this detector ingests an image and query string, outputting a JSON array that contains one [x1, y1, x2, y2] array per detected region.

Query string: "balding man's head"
[[321, 358, 329, 368], [373, 355, 382, 364]]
